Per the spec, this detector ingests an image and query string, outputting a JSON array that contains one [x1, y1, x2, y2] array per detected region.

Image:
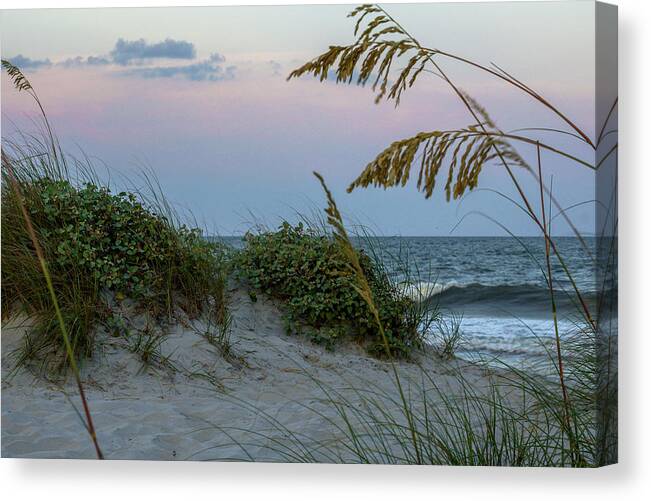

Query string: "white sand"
[[1, 285, 495, 461]]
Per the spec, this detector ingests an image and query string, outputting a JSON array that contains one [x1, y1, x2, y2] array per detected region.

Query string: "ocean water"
[[219, 236, 601, 370], [356, 236, 601, 369]]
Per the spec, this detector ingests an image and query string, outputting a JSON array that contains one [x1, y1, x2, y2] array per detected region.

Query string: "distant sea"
[[218, 236, 604, 370]]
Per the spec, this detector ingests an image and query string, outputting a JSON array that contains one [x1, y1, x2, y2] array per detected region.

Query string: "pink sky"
[[1, 2, 598, 236]]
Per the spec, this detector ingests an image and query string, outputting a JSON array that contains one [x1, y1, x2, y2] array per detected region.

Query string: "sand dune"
[[1, 285, 494, 461]]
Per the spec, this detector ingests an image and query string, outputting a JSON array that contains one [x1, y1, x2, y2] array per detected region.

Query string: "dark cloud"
[[110, 38, 196, 65], [6, 54, 52, 69], [124, 53, 235, 81]]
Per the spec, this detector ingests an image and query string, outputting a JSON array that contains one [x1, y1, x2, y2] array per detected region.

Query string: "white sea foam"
[[399, 280, 458, 302]]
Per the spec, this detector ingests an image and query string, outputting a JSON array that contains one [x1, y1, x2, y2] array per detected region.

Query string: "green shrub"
[[236, 222, 421, 357], [2, 176, 227, 369]]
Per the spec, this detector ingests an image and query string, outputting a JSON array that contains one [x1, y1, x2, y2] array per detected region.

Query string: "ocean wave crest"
[[400, 281, 604, 317], [399, 281, 458, 302]]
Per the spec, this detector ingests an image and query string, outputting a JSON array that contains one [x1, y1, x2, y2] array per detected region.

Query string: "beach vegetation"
[[432, 313, 464, 360], [236, 221, 424, 357], [1, 60, 229, 375]]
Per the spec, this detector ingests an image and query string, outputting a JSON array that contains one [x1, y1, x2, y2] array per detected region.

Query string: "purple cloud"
[[110, 38, 196, 65], [59, 55, 111, 67], [124, 56, 236, 82], [6, 54, 51, 69]]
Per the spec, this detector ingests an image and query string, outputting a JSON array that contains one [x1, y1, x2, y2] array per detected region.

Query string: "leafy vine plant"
[[288, 3, 617, 330]]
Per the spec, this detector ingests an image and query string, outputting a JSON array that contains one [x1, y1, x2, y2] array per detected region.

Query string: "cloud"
[[209, 53, 225, 64], [8, 42, 233, 83], [124, 53, 235, 81], [87, 55, 112, 66], [110, 38, 196, 65], [6, 54, 52, 69], [59, 55, 111, 68], [269, 60, 283, 77]]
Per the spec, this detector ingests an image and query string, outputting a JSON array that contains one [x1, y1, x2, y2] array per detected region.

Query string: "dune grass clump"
[[2, 166, 228, 370], [236, 221, 423, 357], [1, 60, 228, 372]]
